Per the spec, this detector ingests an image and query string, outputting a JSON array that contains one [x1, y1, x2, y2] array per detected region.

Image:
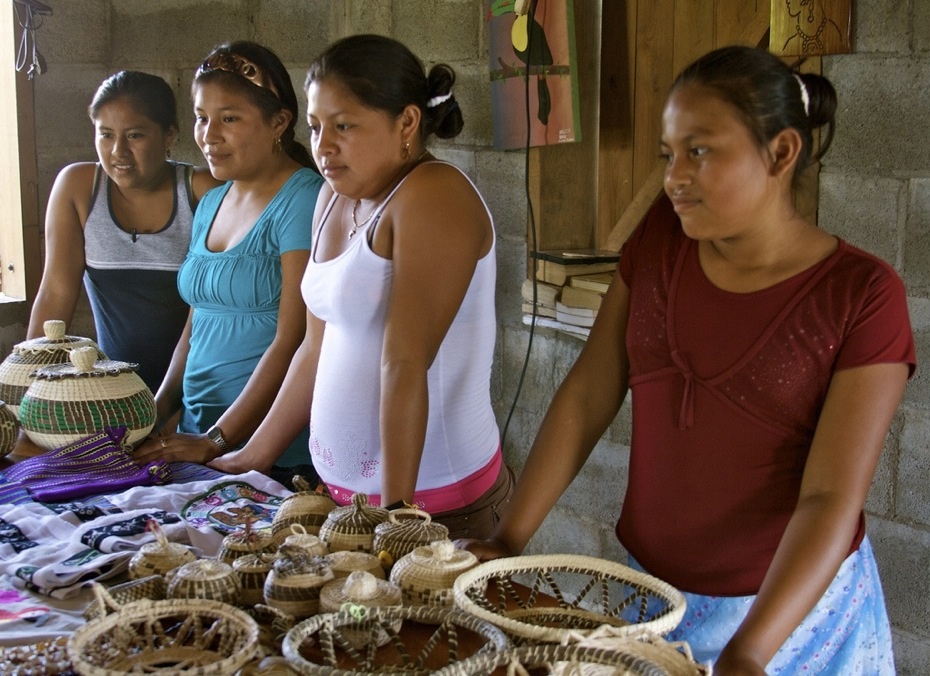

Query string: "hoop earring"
[[401, 142, 410, 161]]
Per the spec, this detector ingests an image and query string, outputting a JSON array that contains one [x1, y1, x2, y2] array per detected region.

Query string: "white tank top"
[[301, 162, 499, 501]]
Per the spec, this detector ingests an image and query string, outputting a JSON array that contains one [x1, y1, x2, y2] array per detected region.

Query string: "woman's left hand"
[[133, 432, 220, 465]]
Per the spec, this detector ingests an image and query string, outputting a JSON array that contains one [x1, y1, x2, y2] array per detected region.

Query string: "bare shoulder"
[[397, 160, 485, 213], [52, 162, 97, 193], [190, 166, 224, 200]]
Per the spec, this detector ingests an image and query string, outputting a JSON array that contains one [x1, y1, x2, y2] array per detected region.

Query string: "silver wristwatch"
[[206, 425, 230, 452]]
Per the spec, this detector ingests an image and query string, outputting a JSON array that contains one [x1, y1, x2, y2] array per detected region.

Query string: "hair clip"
[[426, 92, 453, 108], [197, 51, 280, 100]]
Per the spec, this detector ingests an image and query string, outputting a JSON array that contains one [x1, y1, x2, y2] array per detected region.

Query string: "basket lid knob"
[[343, 570, 380, 600], [69, 346, 99, 372], [43, 319, 66, 341]]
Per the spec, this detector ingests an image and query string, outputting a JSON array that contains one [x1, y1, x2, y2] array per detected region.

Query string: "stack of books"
[[525, 250, 618, 329]]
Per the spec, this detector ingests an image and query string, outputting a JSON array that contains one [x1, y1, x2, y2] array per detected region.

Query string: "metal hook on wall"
[[13, 0, 53, 80]]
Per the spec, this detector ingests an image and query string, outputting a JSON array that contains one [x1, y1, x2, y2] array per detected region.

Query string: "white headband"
[[793, 73, 810, 117], [427, 92, 453, 108]]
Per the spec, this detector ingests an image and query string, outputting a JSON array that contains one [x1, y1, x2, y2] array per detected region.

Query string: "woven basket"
[[128, 520, 197, 580], [281, 605, 510, 676], [389, 540, 479, 608], [19, 346, 155, 450], [319, 571, 404, 648], [0, 319, 105, 419], [373, 509, 449, 568], [283, 524, 330, 557], [83, 575, 168, 621], [67, 594, 259, 676], [325, 550, 386, 580], [263, 545, 335, 618], [431, 638, 709, 676], [233, 553, 276, 607], [0, 400, 18, 458], [218, 526, 277, 565], [166, 558, 242, 606], [452, 554, 686, 645], [319, 493, 390, 553], [271, 478, 337, 544]]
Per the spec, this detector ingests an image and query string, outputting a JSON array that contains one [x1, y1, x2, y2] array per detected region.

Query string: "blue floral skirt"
[[629, 537, 894, 674]]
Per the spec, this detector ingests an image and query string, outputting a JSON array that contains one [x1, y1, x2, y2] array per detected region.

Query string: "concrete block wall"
[[6, 0, 928, 672]]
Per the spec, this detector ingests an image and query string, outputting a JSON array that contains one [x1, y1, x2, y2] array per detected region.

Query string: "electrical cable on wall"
[[13, 0, 51, 79], [499, 0, 540, 449]]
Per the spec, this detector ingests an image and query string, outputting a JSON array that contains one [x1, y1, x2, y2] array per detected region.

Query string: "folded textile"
[[3, 426, 171, 503]]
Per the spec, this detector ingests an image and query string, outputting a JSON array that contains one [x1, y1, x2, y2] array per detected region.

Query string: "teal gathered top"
[[177, 167, 323, 465]]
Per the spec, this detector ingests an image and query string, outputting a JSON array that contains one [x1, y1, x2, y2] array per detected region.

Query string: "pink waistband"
[[326, 448, 503, 514]]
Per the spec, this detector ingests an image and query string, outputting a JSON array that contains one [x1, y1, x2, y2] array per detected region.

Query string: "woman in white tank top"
[[212, 35, 512, 539]]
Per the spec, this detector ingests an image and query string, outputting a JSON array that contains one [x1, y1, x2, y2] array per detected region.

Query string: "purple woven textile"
[[4, 426, 172, 502]]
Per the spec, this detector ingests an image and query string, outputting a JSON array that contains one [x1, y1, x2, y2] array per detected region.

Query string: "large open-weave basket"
[[67, 595, 259, 675], [432, 638, 709, 676], [281, 605, 510, 675], [452, 554, 686, 645]]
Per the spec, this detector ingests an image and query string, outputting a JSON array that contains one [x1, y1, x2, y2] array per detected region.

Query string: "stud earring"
[[401, 142, 411, 160]]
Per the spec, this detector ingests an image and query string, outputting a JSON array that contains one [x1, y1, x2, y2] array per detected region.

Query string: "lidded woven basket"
[[318, 493, 390, 553], [283, 523, 329, 557], [217, 526, 277, 565], [166, 558, 241, 606], [127, 520, 196, 580], [319, 571, 403, 648], [263, 544, 335, 618], [233, 553, 276, 607], [0, 400, 18, 459], [325, 549, 385, 580], [373, 508, 449, 568], [390, 539, 479, 608], [18, 345, 155, 450], [0, 320, 105, 419], [270, 476, 337, 544]]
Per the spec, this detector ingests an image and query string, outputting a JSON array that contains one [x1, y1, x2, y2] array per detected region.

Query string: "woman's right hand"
[[454, 536, 515, 562], [208, 447, 270, 476]]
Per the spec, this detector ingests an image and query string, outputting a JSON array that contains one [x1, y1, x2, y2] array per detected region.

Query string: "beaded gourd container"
[[389, 539, 480, 607], [318, 493, 390, 553], [0, 320, 106, 419], [165, 559, 242, 606], [127, 520, 196, 580], [373, 508, 449, 568], [18, 346, 155, 450], [318, 571, 403, 648], [263, 544, 334, 619], [0, 400, 18, 459], [270, 477, 337, 545]]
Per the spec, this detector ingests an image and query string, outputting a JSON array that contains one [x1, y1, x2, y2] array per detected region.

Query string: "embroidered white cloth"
[[0, 470, 290, 601]]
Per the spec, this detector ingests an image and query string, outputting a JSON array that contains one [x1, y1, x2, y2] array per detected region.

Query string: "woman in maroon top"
[[462, 46, 914, 674]]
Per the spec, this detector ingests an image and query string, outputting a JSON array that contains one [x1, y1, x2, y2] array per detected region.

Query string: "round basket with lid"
[[270, 476, 337, 544], [18, 345, 155, 450], [0, 400, 18, 459], [373, 508, 449, 568], [389, 539, 479, 608], [165, 558, 241, 606], [127, 520, 196, 580], [217, 526, 277, 565], [233, 553, 276, 607], [282, 523, 329, 557], [0, 320, 105, 419], [263, 544, 335, 618], [318, 493, 390, 553], [325, 549, 385, 580], [319, 571, 403, 648]]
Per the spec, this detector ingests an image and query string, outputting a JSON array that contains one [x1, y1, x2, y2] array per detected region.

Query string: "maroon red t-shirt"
[[616, 196, 916, 595]]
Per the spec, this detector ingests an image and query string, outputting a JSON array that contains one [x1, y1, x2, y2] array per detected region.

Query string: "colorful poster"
[[488, 0, 581, 150]]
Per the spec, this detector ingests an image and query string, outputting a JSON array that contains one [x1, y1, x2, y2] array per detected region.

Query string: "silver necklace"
[[347, 149, 431, 240], [349, 198, 382, 240]]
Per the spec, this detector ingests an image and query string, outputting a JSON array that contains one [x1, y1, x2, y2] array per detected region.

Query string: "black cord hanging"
[[13, 0, 52, 80]]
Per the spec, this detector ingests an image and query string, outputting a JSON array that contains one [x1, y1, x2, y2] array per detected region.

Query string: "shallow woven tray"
[[452, 554, 686, 644], [67, 597, 259, 675], [432, 639, 708, 676], [281, 605, 510, 675]]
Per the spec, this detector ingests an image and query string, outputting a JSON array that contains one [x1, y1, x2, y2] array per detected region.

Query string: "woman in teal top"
[[136, 41, 323, 474]]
